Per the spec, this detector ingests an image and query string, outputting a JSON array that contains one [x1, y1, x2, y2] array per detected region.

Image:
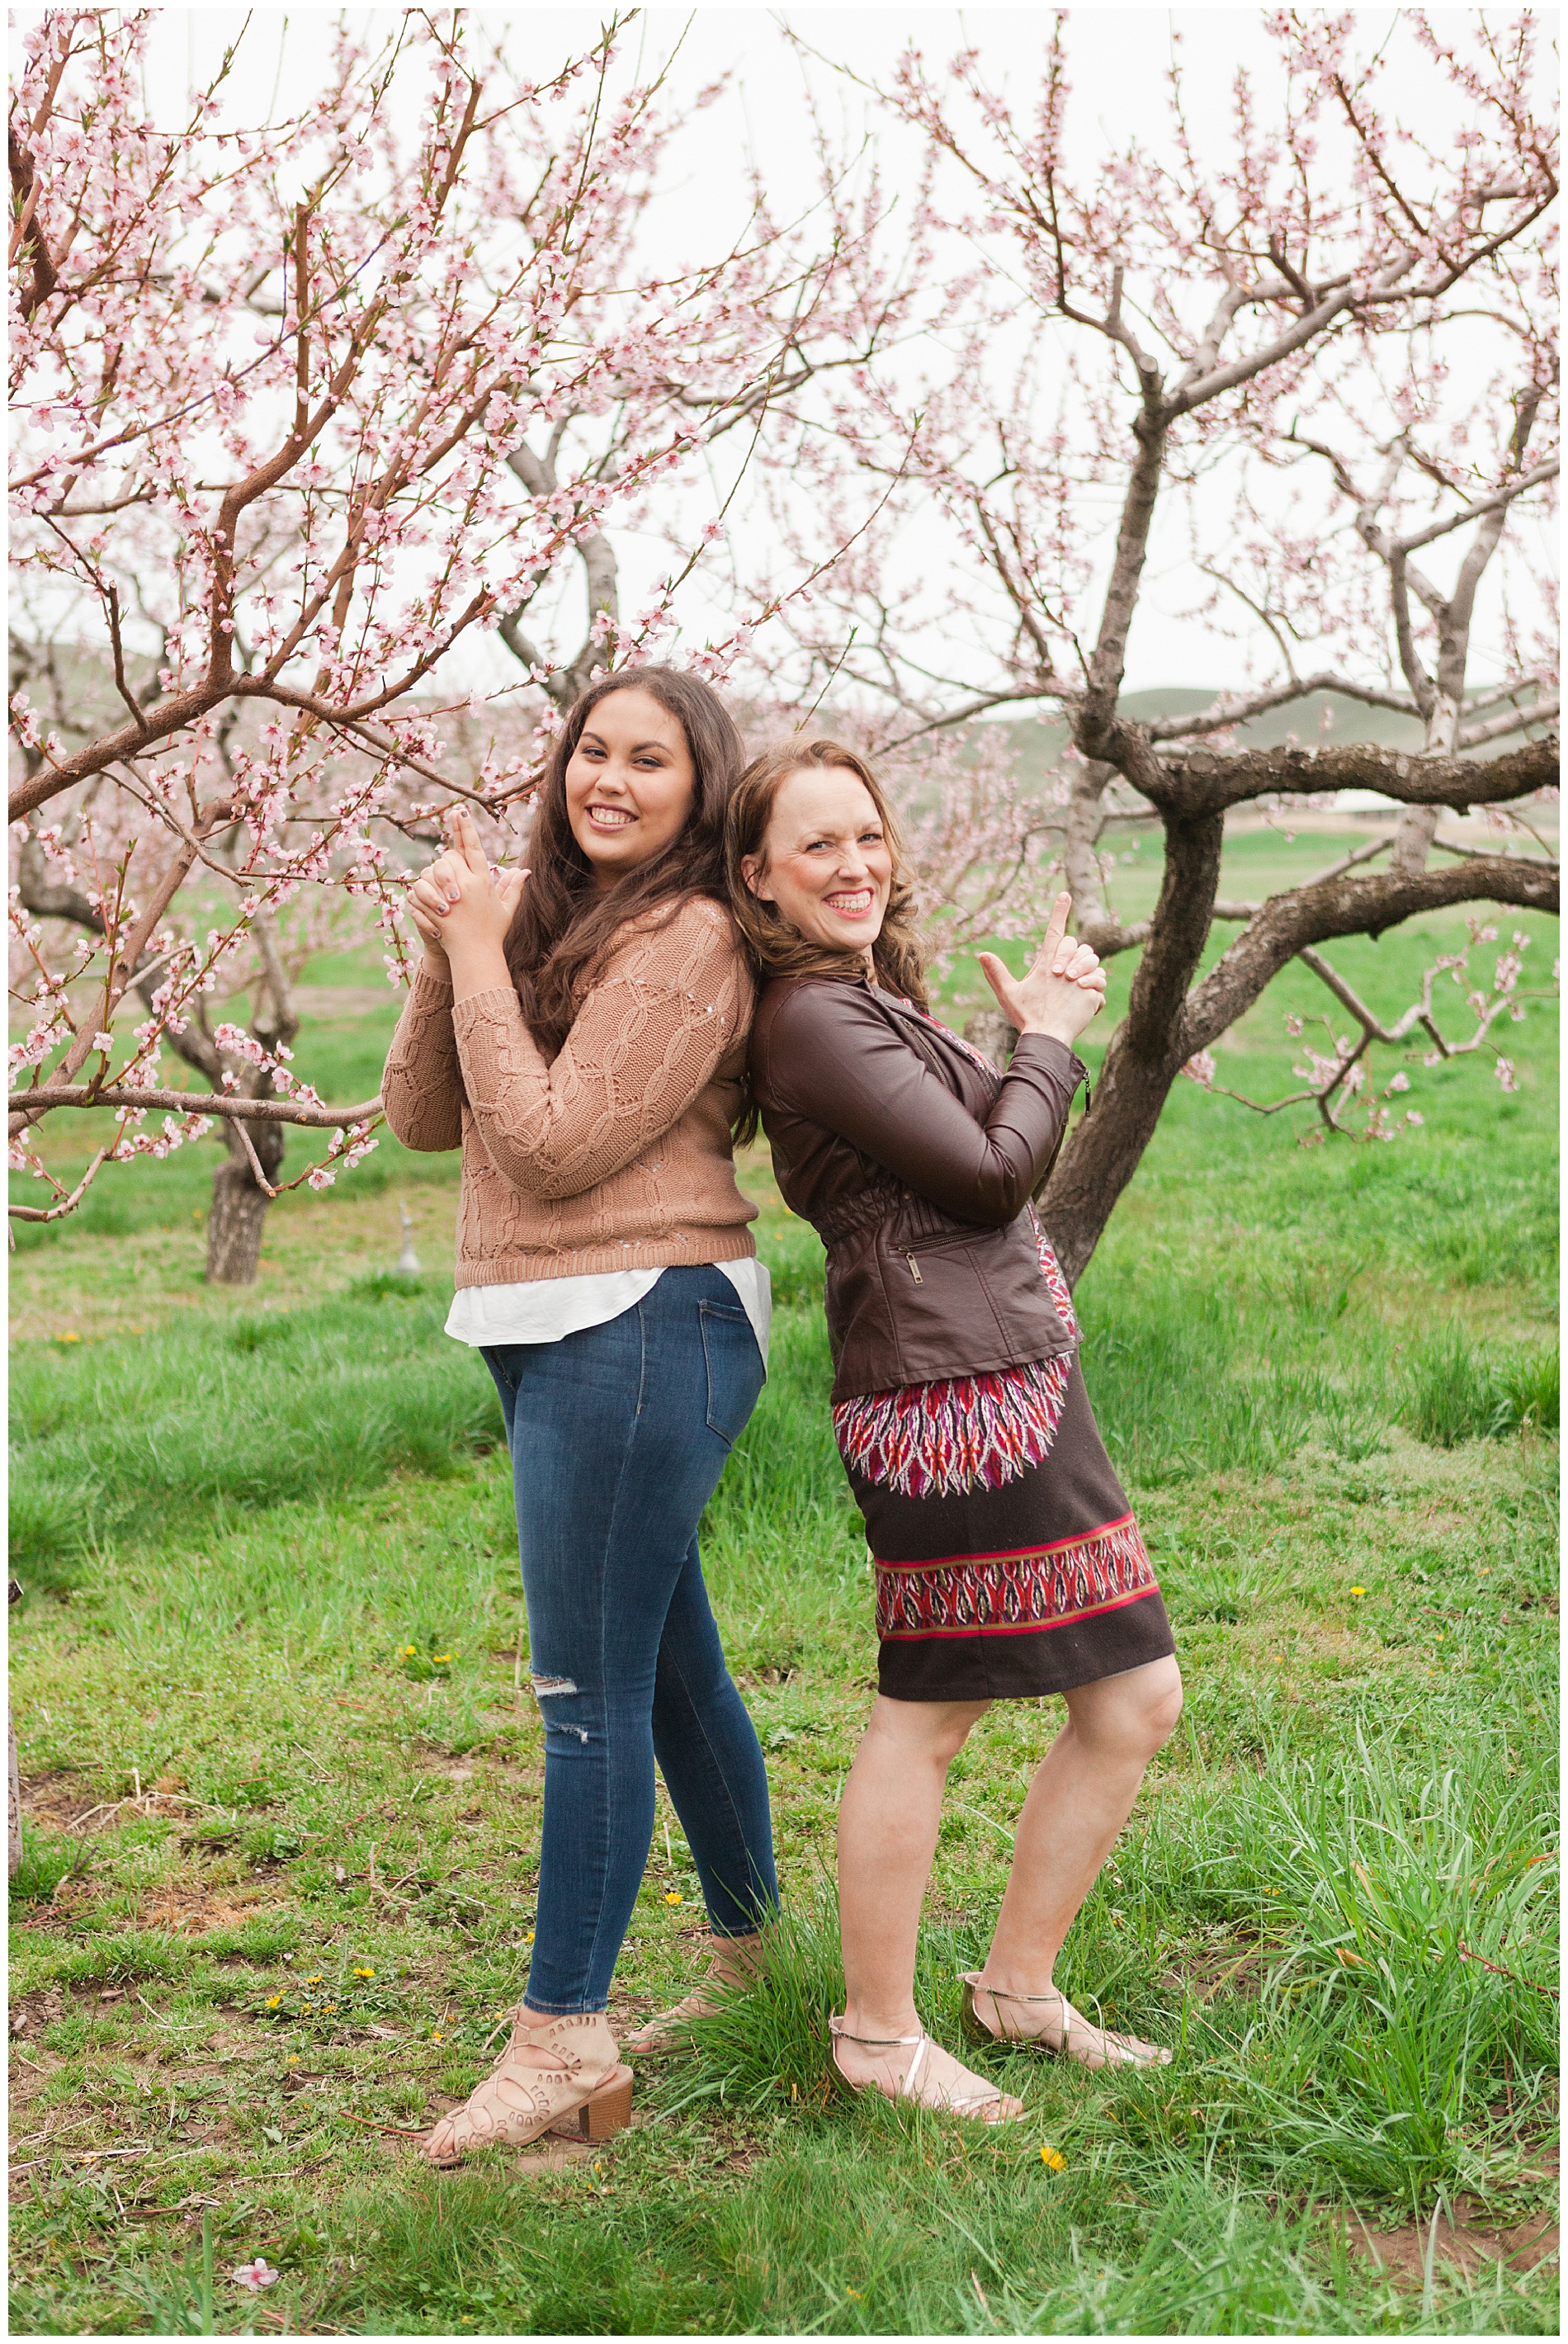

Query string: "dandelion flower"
[[527, 1931, 535, 1943], [1040, 2143, 1066, 2172], [434, 1653, 451, 1664], [266, 1994, 283, 2009], [432, 2031, 443, 2042], [305, 1974, 323, 1985], [353, 1966, 375, 1978], [664, 1891, 682, 1906], [1348, 1586, 1366, 1597]]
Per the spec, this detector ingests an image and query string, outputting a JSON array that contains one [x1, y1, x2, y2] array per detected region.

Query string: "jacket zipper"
[[904, 1252, 923, 1284]]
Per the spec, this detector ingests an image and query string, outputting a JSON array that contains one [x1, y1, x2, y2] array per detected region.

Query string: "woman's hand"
[[978, 893, 1106, 1048], [407, 809, 528, 1000]]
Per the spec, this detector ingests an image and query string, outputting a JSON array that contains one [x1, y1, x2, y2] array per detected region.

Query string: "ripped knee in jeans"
[[531, 1673, 590, 1743]]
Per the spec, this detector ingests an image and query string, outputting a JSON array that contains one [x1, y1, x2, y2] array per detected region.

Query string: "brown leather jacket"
[[750, 975, 1088, 1402]]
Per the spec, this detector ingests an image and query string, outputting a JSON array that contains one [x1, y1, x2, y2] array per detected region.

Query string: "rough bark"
[[1037, 839, 1557, 1283], [7, 1713, 19, 1881], [16, 823, 302, 1278], [1183, 854, 1560, 1054], [205, 1114, 286, 1284], [1039, 808, 1225, 1283]]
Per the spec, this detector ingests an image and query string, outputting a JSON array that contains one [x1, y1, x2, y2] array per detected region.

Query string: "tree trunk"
[[1040, 806, 1226, 1283], [205, 1118, 285, 1285], [7, 1713, 20, 1880]]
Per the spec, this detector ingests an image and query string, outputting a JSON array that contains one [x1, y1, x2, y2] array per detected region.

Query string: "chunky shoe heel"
[[423, 2012, 631, 2167], [551, 2063, 634, 2142]]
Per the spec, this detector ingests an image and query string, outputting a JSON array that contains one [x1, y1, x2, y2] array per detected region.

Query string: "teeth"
[[588, 806, 633, 826], [825, 891, 872, 912]]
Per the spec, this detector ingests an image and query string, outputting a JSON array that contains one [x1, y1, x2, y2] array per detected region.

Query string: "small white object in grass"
[[230, 2258, 279, 2292], [396, 1200, 421, 1275]]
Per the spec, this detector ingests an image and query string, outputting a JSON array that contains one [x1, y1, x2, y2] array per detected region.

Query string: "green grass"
[[7, 889, 1558, 2334]]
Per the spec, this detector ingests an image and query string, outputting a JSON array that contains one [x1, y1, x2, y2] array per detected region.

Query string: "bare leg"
[[969, 1655, 1183, 2066], [835, 1694, 1018, 2115]]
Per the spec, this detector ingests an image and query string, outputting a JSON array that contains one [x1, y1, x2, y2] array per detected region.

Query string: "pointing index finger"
[[1039, 891, 1071, 960]]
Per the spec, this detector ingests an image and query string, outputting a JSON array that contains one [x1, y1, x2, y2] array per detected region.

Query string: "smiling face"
[[563, 688, 697, 887], [741, 766, 893, 960]]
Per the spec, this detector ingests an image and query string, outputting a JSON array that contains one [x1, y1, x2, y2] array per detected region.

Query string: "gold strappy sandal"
[[828, 2015, 1025, 2124], [960, 1973, 1171, 2069]]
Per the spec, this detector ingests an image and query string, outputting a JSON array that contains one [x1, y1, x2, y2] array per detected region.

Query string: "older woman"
[[726, 738, 1182, 2124]]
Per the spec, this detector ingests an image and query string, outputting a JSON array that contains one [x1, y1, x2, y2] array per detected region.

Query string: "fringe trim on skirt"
[[834, 1354, 1072, 1500], [831, 1219, 1080, 1500]]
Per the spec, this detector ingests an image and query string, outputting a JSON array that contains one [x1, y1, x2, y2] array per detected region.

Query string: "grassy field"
[[8, 844, 1560, 2335]]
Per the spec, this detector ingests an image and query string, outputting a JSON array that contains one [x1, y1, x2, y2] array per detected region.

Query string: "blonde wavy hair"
[[722, 738, 930, 1012]]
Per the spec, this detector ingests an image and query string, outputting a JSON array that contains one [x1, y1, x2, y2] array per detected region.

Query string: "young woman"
[[728, 739, 1183, 2125], [383, 669, 778, 2162]]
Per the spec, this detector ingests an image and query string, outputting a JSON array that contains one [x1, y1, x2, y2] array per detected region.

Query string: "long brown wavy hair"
[[504, 666, 746, 1056], [723, 738, 930, 1011]]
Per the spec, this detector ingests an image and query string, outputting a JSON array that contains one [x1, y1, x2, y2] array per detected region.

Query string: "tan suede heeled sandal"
[[423, 2010, 633, 2167], [960, 1973, 1171, 2070], [828, 2015, 1025, 2124]]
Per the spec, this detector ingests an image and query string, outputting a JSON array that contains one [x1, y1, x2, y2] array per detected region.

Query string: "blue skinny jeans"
[[482, 1265, 778, 2014]]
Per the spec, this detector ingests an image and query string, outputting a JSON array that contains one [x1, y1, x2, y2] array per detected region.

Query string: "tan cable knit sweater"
[[381, 895, 759, 1287]]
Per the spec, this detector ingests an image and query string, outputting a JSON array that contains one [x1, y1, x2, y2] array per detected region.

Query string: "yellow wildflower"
[[353, 1965, 375, 1978], [1040, 2143, 1066, 2172], [664, 1891, 682, 1906], [266, 1994, 282, 2009], [1348, 1586, 1366, 1597]]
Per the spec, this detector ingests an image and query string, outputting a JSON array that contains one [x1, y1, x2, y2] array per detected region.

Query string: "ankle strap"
[[971, 1980, 1064, 2008], [829, 2016, 924, 2048]]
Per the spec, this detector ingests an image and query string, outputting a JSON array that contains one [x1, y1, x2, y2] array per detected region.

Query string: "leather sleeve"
[[756, 984, 1085, 1226]]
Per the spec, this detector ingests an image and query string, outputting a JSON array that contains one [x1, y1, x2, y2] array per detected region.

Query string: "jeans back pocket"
[[698, 1301, 763, 1447]]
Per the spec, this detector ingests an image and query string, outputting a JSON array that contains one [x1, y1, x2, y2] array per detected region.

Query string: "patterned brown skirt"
[[843, 1357, 1174, 1703]]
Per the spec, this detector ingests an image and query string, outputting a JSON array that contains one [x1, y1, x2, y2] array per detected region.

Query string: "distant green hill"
[[1000, 687, 1470, 788]]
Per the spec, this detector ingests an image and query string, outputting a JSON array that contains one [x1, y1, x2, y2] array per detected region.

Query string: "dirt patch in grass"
[[135, 1883, 286, 1933], [1161, 1929, 1268, 2006], [17, 1771, 110, 1830], [1338, 2198, 1559, 2282], [19, 1771, 199, 1836]]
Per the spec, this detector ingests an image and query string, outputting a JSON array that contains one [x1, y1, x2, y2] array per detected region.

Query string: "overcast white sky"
[[26, 6, 1551, 700]]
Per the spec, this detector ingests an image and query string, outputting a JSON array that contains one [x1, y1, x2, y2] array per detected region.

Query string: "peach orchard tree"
[[8, 8, 862, 1279], [748, 11, 1559, 1279]]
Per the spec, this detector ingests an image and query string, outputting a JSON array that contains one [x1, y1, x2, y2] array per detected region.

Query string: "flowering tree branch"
[[743, 12, 1558, 1279]]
